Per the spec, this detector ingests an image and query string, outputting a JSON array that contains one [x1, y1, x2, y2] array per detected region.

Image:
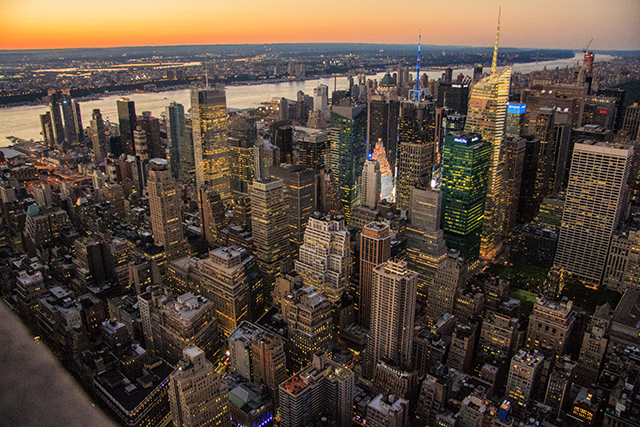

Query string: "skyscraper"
[[180, 121, 195, 183], [395, 101, 435, 210], [503, 136, 526, 235], [228, 115, 257, 194], [251, 178, 289, 310], [441, 134, 491, 264], [364, 260, 418, 379], [147, 159, 185, 260], [295, 214, 351, 304], [361, 159, 381, 209], [89, 109, 108, 160], [405, 186, 448, 303], [40, 112, 55, 149], [192, 84, 231, 203], [372, 140, 394, 202], [117, 98, 136, 156], [198, 187, 225, 247], [359, 222, 391, 329], [166, 102, 185, 180], [168, 345, 231, 427], [368, 90, 400, 172], [329, 104, 367, 222], [464, 11, 512, 260], [61, 94, 80, 148], [270, 164, 316, 257], [48, 90, 65, 150], [426, 252, 468, 326], [554, 141, 633, 287]]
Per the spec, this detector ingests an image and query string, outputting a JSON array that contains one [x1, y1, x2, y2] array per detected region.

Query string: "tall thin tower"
[[413, 32, 421, 102], [464, 8, 512, 261]]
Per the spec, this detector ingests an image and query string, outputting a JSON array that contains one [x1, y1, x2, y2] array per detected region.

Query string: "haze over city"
[[1, 0, 639, 50]]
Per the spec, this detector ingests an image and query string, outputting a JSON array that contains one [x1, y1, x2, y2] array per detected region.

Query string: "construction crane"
[[583, 37, 594, 53]]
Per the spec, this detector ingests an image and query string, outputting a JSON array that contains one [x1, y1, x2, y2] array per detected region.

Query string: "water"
[[0, 52, 614, 145]]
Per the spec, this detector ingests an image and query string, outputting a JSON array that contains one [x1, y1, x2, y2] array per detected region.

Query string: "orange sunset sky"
[[1, 0, 639, 51]]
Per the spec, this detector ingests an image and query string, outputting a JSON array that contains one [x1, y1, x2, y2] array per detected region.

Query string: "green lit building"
[[441, 134, 491, 264], [329, 104, 367, 223]]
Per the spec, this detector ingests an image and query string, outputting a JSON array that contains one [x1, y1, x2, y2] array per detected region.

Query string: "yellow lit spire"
[[491, 7, 501, 75]]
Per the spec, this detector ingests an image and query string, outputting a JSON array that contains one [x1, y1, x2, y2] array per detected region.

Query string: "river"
[[0, 52, 614, 145]]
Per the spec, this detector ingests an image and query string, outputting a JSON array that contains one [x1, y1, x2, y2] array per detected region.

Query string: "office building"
[[228, 115, 257, 194], [199, 187, 225, 247], [575, 304, 612, 388], [506, 103, 526, 138], [168, 345, 231, 427], [166, 102, 185, 180], [371, 140, 394, 202], [361, 159, 381, 209], [89, 109, 108, 160], [365, 260, 418, 379], [441, 134, 491, 263], [279, 352, 354, 427], [48, 90, 65, 150], [298, 128, 328, 171], [544, 355, 577, 418], [228, 321, 287, 404], [117, 98, 136, 156], [448, 323, 477, 374], [192, 84, 231, 203], [426, 252, 468, 327], [368, 92, 400, 172], [251, 178, 289, 310], [506, 350, 544, 417], [329, 104, 367, 222], [179, 121, 195, 183], [359, 222, 391, 328], [554, 141, 632, 287], [40, 111, 55, 149], [396, 101, 436, 210], [464, 22, 512, 260], [437, 82, 470, 116], [619, 103, 640, 142], [366, 394, 410, 427], [295, 214, 351, 304], [405, 186, 448, 302], [503, 137, 526, 234], [270, 164, 316, 256], [147, 159, 185, 260], [282, 286, 333, 373], [139, 289, 220, 365], [199, 247, 252, 336], [526, 296, 576, 356]]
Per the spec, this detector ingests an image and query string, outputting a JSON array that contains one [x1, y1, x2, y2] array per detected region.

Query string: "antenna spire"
[[414, 30, 421, 102], [491, 7, 501, 74]]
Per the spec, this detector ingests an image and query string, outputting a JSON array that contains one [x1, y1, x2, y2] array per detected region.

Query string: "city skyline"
[[1, 0, 639, 50]]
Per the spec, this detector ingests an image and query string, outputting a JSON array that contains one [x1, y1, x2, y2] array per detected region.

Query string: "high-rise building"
[[426, 252, 468, 326], [506, 350, 544, 417], [228, 115, 257, 194], [368, 92, 400, 172], [281, 286, 333, 373], [506, 103, 527, 138], [139, 289, 220, 365], [279, 352, 354, 427], [251, 178, 289, 310], [313, 84, 329, 115], [544, 355, 577, 419], [270, 164, 317, 256], [117, 98, 136, 156], [619, 103, 640, 142], [396, 101, 436, 210], [60, 94, 81, 148], [365, 260, 418, 379], [464, 14, 511, 260], [503, 136, 526, 235], [441, 134, 491, 264], [361, 159, 381, 209], [372, 140, 394, 202], [168, 345, 231, 427], [575, 303, 612, 388], [526, 296, 576, 357], [554, 141, 633, 287], [166, 102, 185, 180], [329, 104, 367, 222], [89, 109, 108, 160], [147, 159, 185, 260], [133, 125, 149, 161], [405, 186, 448, 302], [295, 214, 351, 304], [191, 84, 231, 203], [198, 187, 225, 247], [40, 112, 55, 149], [47, 90, 66, 150], [359, 222, 391, 328], [228, 321, 288, 404], [299, 128, 329, 171], [366, 394, 410, 427], [179, 121, 195, 183], [199, 247, 252, 336]]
